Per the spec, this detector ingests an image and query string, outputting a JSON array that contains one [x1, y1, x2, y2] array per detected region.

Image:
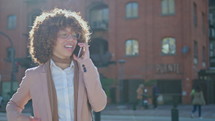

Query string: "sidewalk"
[[0, 104, 214, 121], [102, 104, 215, 119]]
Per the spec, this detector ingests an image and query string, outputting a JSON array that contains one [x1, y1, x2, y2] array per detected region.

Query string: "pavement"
[[103, 104, 215, 117], [0, 104, 215, 121], [101, 104, 215, 121]]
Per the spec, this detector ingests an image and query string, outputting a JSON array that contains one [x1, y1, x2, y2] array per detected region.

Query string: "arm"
[[73, 43, 107, 112], [6, 70, 32, 121], [79, 58, 107, 112]]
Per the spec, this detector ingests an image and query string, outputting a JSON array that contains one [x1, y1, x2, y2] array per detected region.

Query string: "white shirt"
[[50, 60, 74, 121]]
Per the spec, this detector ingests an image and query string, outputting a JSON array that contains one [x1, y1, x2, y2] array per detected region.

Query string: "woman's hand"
[[73, 43, 90, 62]]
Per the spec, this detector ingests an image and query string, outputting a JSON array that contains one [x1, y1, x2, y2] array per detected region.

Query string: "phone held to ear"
[[73, 45, 83, 58]]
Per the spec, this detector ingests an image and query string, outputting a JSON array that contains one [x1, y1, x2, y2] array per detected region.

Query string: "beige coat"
[[191, 91, 205, 105], [6, 59, 107, 121], [136, 88, 143, 100]]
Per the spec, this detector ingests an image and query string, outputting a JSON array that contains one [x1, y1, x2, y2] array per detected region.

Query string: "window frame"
[[125, 2, 139, 19], [193, 41, 198, 65], [7, 15, 17, 30], [125, 39, 139, 56], [89, 6, 109, 30], [161, 37, 176, 55], [161, 0, 175, 16], [193, 2, 198, 27]]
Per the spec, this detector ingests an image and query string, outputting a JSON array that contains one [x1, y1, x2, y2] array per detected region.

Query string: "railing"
[[91, 21, 108, 30], [24, 0, 46, 4]]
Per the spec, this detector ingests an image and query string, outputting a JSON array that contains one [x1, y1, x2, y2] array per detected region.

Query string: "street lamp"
[[117, 59, 126, 104], [0, 74, 2, 95], [0, 31, 16, 97]]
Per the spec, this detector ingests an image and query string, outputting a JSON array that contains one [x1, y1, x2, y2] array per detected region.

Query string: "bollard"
[[94, 112, 101, 121], [133, 102, 136, 110], [171, 104, 179, 121]]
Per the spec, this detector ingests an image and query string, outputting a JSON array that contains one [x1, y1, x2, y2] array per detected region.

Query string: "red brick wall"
[[0, 0, 209, 104]]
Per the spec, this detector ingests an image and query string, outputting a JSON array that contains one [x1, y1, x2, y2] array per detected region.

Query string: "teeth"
[[65, 45, 73, 48]]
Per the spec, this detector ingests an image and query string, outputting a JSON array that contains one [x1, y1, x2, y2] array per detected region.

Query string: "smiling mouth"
[[64, 45, 73, 48]]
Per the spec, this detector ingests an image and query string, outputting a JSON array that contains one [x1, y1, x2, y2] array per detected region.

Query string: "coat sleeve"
[[6, 69, 32, 121], [79, 58, 107, 112]]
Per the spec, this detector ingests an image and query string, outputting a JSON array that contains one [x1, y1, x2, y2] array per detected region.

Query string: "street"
[[0, 113, 214, 121], [0, 105, 214, 121], [101, 115, 214, 121]]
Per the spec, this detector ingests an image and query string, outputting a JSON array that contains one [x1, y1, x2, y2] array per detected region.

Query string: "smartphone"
[[73, 45, 83, 58]]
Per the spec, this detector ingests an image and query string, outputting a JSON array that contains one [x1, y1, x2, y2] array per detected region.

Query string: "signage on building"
[[156, 64, 180, 74]]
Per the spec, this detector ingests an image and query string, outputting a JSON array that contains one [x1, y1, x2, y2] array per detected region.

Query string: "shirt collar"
[[50, 59, 74, 70]]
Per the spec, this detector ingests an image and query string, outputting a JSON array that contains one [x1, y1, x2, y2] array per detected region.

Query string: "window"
[[209, 27, 215, 38], [209, 13, 215, 25], [193, 3, 198, 27], [202, 46, 206, 67], [202, 12, 206, 33], [161, 37, 176, 55], [209, 41, 215, 67], [161, 0, 175, 15], [193, 41, 198, 64], [210, 41, 215, 57], [90, 39, 109, 66], [28, 10, 42, 31], [126, 2, 138, 18], [7, 15, 16, 29], [90, 6, 109, 30], [125, 40, 139, 56]]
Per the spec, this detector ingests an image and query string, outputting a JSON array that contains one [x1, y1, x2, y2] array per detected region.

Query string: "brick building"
[[0, 0, 211, 104]]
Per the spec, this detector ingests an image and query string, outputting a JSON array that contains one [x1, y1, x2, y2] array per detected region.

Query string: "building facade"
[[0, 0, 210, 104]]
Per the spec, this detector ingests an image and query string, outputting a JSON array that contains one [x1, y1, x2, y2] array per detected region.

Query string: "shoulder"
[[25, 64, 46, 75]]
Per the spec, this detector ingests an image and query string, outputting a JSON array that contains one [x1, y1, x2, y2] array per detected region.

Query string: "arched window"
[[125, 40, 139, 56], [90, 5, 109, 30], [161, 37, 176, 55], [126, 2, 138, 18], [90, 38, 111, 66]]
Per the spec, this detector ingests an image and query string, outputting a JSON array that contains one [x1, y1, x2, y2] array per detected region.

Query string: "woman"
[[6, 8, 107, 121], [190, 85, 205, 119], [136, 84, 144, 108]]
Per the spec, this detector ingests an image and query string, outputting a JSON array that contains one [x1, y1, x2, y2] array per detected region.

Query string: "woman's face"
[[53, 27, 79, 59]]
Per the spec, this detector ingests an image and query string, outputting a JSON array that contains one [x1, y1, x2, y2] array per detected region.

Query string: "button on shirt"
[[50, 60, 74, 121]]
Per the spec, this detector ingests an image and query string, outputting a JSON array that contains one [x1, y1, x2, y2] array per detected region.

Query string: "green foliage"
[[100, 77, 115, 97]]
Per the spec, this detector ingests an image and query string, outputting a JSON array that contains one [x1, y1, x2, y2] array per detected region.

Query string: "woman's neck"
[[52, 55, 72, 69], [55, 62, 70, 70]]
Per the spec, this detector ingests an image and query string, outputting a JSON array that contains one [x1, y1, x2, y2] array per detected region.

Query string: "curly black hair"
[[29, 8, 91, 64]]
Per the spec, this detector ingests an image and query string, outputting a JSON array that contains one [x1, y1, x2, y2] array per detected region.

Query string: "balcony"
[[91, 52, 111, 67], [91, 21, 108, 31]]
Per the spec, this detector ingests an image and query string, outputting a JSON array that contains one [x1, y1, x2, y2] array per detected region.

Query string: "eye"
[[62, 33, 68, 37], [59, 33, 69, 39]]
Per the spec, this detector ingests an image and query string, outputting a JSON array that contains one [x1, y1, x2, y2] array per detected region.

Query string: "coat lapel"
[[40, 62, 52, 121], [74, 61, 85, 121], [74, 61, 79, 121]]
